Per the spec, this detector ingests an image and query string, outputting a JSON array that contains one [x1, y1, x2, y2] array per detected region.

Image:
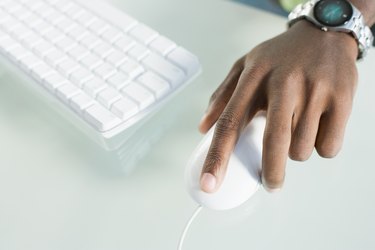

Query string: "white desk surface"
[[0, 0, 374, 249]]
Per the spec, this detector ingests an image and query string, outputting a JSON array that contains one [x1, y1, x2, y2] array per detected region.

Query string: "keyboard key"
[[142, 54, 185, 87], [64, 3, 85, 20], [55, 36, 77, 52], [101, 27, 122, 44], [137, 72, 171, 99], [79, 53, 103, 70], [39, 8, 60, 22], [167, 47, 200, 77], [70, 67, 93, 87], [53, 1, 75, 13], [3, 2, 22, 14], [84, 104, 122, 131], [149, 36, 176, 56], [129, 24, 158, 45], [32, 40, 55, 57], [10, 24, 33, 41], [22, 0, 44, 10], [94, 62, 116, 79], [20, 32, 43, 49], [105, 50, 127, 67], [44, 11, 66, 26], [57, 58, 80, 77], [31, 21, 54, 35], [121, 82, 155, 109], [0, 36, 18, 52], [56, 83, 81, 104], [96, 87, 122, 109], [7, 6, 30, 20], [107, 72, 130, 90], [79, 34, 101, 49], [114, 35, 135, 52], [66, 25, 88, 41], [34, 6, 55, 19], [18, 54, 42, 72], [43, 0, 61, 4], [111, 98, 139, 120], [44, 49, 68, 67], [7, 45, 30, 62], [101, 9, 137, 32], [83, 77, 107, 97], [30, 63, 55, 82], [88, 18, 109, 35], [70, 92, 95, 114], [92, 42, 114, 58], [75, 10, 97, 27], [43, 73, 68, 93], [127, 44, 149, 61], [20, 12, 41, 27], [119, 59, 144, 78], [43, 29, 65, 43], [67, 45, 89, 61]]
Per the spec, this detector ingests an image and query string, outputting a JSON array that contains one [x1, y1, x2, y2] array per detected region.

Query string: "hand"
[[199, 20, 359, 193]]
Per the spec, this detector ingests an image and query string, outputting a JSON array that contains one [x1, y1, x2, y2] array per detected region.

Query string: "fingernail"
[[200, 173, 217, 193], [263, 186, 281, 193], [261, 175, 281, 193]]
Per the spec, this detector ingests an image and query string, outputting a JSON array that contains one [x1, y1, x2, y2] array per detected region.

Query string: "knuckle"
[[263, 121, 291, 145], [232, 57, 245, 70], [278, 71, 301, 86], [204, 148, 224, 174], [334, 80, 354, 97], [216, 111, 242, 134], [332, 89, 354, 109], [268, 77, 300, 100], [209, 90, 220, 104], [312, 79, 330, 94]]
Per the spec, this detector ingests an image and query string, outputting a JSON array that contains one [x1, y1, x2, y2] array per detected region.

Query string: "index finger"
[[200, 70, 263, 193]]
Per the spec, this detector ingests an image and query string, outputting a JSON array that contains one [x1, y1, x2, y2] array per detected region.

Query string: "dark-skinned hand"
[[199, 20, 359, 193]]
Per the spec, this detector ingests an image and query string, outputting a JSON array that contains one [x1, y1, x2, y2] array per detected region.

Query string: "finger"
[[289, 101, 324, 161], [262, 96, 295, 192], [199, 58, 244, 133], [315, 102, 352, 158], [200, 69, 264, 193]]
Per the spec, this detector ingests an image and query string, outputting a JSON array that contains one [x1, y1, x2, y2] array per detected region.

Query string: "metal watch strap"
[[288, 0, 374, 59]]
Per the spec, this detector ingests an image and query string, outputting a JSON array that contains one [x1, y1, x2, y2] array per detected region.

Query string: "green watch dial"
[[314, 0, 353, 27]]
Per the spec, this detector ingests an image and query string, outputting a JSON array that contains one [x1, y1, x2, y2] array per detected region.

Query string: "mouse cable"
[[177, 205, 203, 250]]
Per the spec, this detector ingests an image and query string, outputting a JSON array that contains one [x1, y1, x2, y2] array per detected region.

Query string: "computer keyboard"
[[0, 0, 201, 138]]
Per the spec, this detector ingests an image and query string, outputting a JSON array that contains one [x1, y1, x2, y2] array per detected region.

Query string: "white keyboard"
[[0, 0, 200, 138]]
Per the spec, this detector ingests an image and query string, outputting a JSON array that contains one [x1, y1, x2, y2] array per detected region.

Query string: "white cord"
[[177, 205, 203, 250]]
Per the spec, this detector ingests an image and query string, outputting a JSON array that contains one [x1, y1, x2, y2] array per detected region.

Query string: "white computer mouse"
[[185, 116, 266, 210]]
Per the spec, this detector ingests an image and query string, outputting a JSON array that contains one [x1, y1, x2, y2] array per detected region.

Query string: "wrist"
[[287, 0, 374, 59], [349, 0, 375, 25], [290, 20, 358, 61]]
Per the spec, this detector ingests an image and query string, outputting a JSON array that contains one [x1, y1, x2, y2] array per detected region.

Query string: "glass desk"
[[0, 0, 374, 249]]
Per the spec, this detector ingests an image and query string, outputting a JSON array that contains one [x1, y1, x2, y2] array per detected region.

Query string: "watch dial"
[[314, 0, 353, 27]]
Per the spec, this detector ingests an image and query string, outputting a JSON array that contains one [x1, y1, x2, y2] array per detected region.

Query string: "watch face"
[[314, 0, 353, 27]]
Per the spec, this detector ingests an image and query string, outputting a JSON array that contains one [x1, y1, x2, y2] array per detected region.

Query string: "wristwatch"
[[288, 0, 374, 59]]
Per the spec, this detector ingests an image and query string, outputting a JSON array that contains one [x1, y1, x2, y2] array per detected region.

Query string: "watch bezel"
[[313, 0, 353, 27]]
